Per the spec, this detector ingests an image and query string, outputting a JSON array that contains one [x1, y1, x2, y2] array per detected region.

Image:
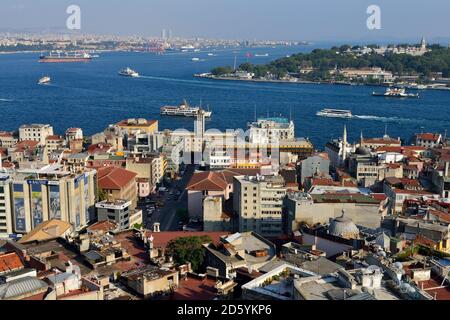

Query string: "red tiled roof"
[[87, 143, 112, 155], [46, 135, 63, 141], [98, 166, 137, 190], [0, 252, 24, 273], [363, 137, 401, 144], [371, 193, 388, 201], [428, 209, 450, 223], [143, 231, 229, 249], [187, 169, 260, 191], [15, 140, 39, 152], [311, 178, 357, 188], [170, 276, 218, 300], [66, 128, 81, 133], [0, 131, 13, 138], [416, 133, 441, 141], [1, 160, 14, 168], [87, 220, 118, 233]]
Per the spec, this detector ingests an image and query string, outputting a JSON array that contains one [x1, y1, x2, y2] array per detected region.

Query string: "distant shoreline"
[[193, 74, 450, 91]]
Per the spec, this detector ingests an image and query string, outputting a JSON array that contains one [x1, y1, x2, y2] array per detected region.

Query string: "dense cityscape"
[[0, 104, 449, 301]]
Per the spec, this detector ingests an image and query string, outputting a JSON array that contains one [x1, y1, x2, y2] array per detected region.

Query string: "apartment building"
[[9, 165, 97, 234], [248, 117, 295, 144], [19, 124, 54, 146], [0, 175, 13, 237], [234, 174, 287, 237]]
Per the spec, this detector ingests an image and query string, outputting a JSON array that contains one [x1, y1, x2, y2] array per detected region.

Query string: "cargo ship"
[[39, 51, 92, 63]]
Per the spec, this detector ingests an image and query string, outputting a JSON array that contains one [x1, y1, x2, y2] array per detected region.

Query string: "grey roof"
[[46, 272, 78, 285], [347, 292, 377, 300], [259, 260, 295, 273], [0, 276, 48, 300], [296, 257, 342, 276]]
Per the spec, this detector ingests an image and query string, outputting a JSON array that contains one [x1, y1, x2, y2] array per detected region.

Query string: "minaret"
[[342, 125, 348, 161], [420, 37, 426, 51], [360, 131, 364, 146]]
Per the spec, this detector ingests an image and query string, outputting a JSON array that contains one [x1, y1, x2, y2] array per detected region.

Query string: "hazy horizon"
[[1, 0, 450, 43]]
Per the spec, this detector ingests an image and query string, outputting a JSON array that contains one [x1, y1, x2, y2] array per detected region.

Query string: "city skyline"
[[1, 0, 450, 42]]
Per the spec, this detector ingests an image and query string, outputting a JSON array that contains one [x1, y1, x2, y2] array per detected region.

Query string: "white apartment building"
[[234, 174, 287, 237], [65, 128, 83, 142], [0, 175, 14, 237], [19, 124, 54, 146], [248, 117, 295, 145]]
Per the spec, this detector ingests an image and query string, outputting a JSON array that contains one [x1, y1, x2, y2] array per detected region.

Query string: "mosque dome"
[[329, 212, 359, 239], [355, 146, 371, 155]]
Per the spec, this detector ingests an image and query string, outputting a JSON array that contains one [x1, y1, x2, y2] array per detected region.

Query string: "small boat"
[[316, 108, 353, 119], [372, 87, 419, 98], [255, 53, 269, 57], [207, 53, 214, 56], [118, 67, 139, 77], [38, 76, 51, 85]]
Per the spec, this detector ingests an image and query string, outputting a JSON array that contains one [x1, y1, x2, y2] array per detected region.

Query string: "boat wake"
[[0, 98, 14, 102], [354, 115, 427, 123]]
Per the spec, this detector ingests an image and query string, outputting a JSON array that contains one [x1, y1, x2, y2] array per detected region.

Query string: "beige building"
[[19, 124, 54, 146], [284, 192, 389, 233], [120, 266, 178, 297], [116, 118, 159, 135], [44, 135, 65, 162], [339, 67, 393, 83], [0, 132, 18, 148], [126, 154, 166, 188], [203, 196, 232, 232], [97, 166, 138, 209], [234, 175, 287, 237]]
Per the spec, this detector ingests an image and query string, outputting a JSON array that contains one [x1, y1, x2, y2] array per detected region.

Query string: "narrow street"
[[142, 165, 195, 231]]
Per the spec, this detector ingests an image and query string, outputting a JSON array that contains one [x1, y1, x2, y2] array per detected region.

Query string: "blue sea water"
[[0, 46, 449, 149]]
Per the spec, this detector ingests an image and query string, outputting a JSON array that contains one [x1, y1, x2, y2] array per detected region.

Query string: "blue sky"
[[1, 0, 450, 42]]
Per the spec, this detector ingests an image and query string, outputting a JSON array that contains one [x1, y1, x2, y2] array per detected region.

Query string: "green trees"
[[211, 66, 234, 76], [97, 189, 108, 201], [166, 236, 212, 272], [213, 45, 450, 81]]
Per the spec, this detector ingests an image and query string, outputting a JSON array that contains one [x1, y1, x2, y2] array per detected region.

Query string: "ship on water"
[[38, 76, 51, 85], [118, 67, 140, 77], [39, 51, 92, 63], [372, 87, 419, 98], [316, 108, 353, 119], [160, 100, 212, 118]]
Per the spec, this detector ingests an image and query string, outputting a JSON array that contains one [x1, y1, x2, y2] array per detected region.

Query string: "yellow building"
[[116, 118, 158, 135]]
